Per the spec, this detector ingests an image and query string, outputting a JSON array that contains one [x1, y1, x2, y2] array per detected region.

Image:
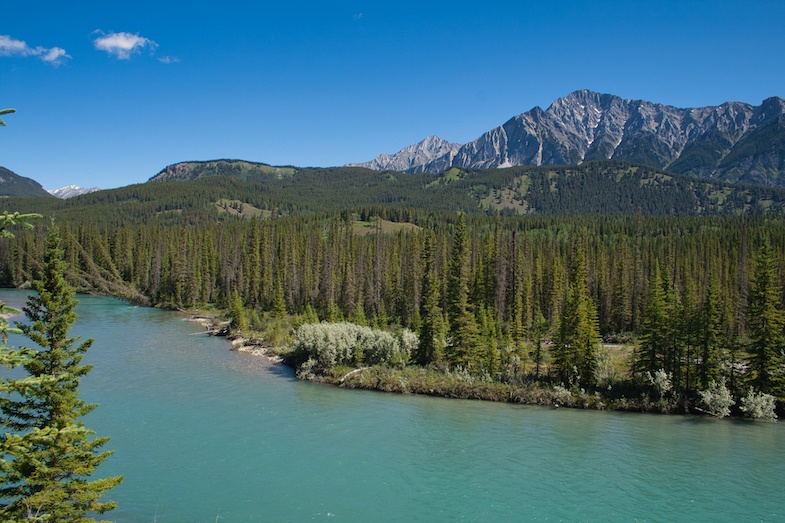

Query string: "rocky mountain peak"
[[347, 135, 462, 172], [392, 90, 785, 186], [47, 185, 101, 199]]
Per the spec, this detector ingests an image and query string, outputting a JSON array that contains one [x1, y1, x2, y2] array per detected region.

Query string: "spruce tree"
[[229, 289, 248, 332], [417, 234, 444, 365], [635, 263, 668, 378], [530, 308, 549, 379], [0, 108, 15, 127], [0, 224, 122, 521], [445, 214, 480, 370], [699, 274, 723, 390], [661, 267, 684, 388], [746, 239, 785, 395], [552, 248, 600, 386]]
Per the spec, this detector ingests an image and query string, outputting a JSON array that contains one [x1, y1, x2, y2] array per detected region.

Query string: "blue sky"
[[2, 1, 784, 190]]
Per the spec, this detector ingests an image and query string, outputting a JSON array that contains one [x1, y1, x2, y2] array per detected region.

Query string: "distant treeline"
[[1, 210, 784, 400]]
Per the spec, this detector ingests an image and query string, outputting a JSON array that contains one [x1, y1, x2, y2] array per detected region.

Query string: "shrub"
[[399, 329, 419, 362], [698, 380, 735, 418], [552, 385, 572, 406], [739, 389, 778, 420], [647, 369, 673, 398], [361, 328, 399, 366], [292, 322, 409, 375]]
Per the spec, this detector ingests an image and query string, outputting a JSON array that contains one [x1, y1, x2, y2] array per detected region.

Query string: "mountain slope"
[[443, 162, 785, 216], [386, 90, 785, 186], [0, 166, 54, 198]]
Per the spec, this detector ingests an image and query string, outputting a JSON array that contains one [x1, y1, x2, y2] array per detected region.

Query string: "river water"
[[1, 290, 783, 522]]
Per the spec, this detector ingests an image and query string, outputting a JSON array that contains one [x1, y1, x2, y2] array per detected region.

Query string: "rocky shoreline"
[[184, 314, 284, 363]]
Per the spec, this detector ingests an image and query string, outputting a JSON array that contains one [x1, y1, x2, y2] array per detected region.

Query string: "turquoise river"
[[1, 290, 783, 522]]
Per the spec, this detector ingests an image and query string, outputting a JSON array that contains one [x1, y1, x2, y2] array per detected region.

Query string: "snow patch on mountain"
[[47, 185, 101, 199]]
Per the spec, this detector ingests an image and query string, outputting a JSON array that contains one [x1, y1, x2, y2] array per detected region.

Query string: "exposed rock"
[[348, 135, 462, 172], [360, 90, 785, 186]]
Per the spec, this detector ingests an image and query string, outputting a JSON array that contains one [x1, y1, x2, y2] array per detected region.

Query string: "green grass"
[[351, 219, 421, 235], [215, 199, 271, 218]]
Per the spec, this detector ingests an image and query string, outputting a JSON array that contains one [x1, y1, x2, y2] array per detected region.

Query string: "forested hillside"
[[10, 160, 785, 226]]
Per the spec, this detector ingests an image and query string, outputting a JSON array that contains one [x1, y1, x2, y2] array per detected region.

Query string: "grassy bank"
[[183, 309, 779, 420]]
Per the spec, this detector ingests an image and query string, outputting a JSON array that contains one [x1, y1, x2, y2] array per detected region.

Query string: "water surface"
[[2, 290, 782, 522]]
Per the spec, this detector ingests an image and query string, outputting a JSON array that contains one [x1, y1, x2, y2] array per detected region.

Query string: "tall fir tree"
[[746, 239, 785, 395], [661, 266, 684, 388], [0, 224, 122, 521], [530, 308, 549, 380], [699, 274, 724, 390], [417, 234, 444, 366], [635, 262, 668, 379], [552, 248, 600, 386], [445, 214, 480, 370]]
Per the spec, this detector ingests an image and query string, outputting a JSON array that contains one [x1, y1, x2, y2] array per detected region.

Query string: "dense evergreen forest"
[[1, 208, 784, 409], [2, 160, 784, 415]]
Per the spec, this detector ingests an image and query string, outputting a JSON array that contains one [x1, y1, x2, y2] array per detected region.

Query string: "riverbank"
[[178, 307, 779, 420], [305, 363, 668, 412]]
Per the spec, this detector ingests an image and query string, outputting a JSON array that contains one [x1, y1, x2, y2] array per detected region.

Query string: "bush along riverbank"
[[255, 320, 779, 420]]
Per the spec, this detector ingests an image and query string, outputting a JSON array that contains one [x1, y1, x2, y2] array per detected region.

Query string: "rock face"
[[360, 90, 785, 186], [47, 185, 101, 199], [348, 135, 461, 172]]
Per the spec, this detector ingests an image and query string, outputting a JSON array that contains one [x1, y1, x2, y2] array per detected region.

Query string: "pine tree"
[[635, 263, 668, 378], [445, 214, 480, 370], [552, 248, 600, 386], [0, 224, 122, 521], [417, 234, 444, 365], [530, 308, 549, 379], [746, 239, 785, 395], [272, 278, 288, 318], [661, 266, 684, 388], [0, 108, 15, 127], [229, 289, 248, 332], [699, 274, 723, 390]]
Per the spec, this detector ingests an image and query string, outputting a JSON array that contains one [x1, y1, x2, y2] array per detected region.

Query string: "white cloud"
[[0, 35, 29, 55], [41, 47, 69, 64], [93, 32, 158, 60], [353, 13, 364, 21], [0, 34, 71, 65], [158, 55, 180, 64]]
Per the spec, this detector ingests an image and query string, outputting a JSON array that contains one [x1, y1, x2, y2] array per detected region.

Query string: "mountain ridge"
[[347, 135, 461, 172], [352, 90, 785, 186]]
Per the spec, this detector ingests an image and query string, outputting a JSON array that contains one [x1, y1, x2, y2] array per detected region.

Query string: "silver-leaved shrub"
[[293, 322, 417, 373], [698, 380, 735, 418]]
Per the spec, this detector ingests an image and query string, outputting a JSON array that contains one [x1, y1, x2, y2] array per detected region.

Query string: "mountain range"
[[47, 185, 101, 199], [3, 90, 785, 205], [353, 90, 785, 186], [0, 168, 101, 199]]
